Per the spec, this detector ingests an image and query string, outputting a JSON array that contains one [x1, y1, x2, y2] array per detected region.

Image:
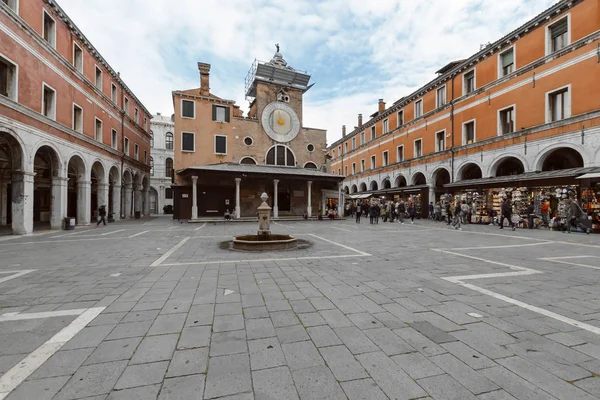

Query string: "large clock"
[[261, 102, 300, 143]]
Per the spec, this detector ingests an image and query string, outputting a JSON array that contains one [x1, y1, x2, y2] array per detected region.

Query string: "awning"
[[576, 173, 600, 180], [347, 193, 372, 199], [445, 167, 600, 188]]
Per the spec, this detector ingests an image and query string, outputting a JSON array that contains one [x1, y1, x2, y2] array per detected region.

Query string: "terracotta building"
[[171, 48, 343, 219], [0, 0, 152, 235], [329, 0, 600, 230]]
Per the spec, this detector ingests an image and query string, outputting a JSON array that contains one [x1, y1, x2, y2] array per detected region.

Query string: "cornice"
[[172, 91, 236, 105]]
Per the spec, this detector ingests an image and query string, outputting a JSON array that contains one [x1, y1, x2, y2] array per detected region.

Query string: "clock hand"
[[277, 111, 284, 125]]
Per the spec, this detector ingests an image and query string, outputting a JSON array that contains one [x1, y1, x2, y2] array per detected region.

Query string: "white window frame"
[[545, 14, 571, 56], [344, 165, 348, 176], [545, 84, 571, 123], [370, 155, 376, 170], [94, 65, 102, 90], [111, 83, 117, 103], [72, 102, 83, 133], [144, 150, 147, 164], [337, 146, 341, 156], [214, 105, 227, 122], [462, 119, 477, 145], [414, 139, 423, 158], [382, 150, 389, 167], [214, 134, 227, 155], [41, 82, 56, 120], [181, 131, 195, 152], [134, 107, 139, 124], [436, 85, 447, 108], [360, 132, 365, 145], [497, 45, 516, 79], [124, 96, 129, 114], [415, 99, 423, 119], [94, 117, 103, 142], [134, 143, 139, 160], [371, 126, 376, 140], [111, 129, 118, 150], [462, 68, 476, 97], [3, 0, 18, 13], [352, 163, 356, 175], [42, 9, 56, 48], [360, 159, 365, 172], [497, 104, 517, 136], [383, 119, 389, 134], [72, 42, 83, 73], [124, 136, 130, 155], [0, 52, 19, 102], [396, 145, 404, 162], [344, 142, 348, 152], [435, 129, 446, 152], [352, 137, 356, 149], [181, 99, 195, 119], [397, 110, 404, 127], [338, 168, 341, 175]]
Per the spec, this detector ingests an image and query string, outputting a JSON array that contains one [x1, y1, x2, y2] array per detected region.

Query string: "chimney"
[[156, 112, 161, 116], [378, 99, 385, 114], [197, 62, 211, 96], [358, 114, 363, 127], [342, 125, 346, 137]]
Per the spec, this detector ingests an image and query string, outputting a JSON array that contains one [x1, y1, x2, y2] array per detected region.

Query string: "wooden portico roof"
[[178, 163, 344, 181]]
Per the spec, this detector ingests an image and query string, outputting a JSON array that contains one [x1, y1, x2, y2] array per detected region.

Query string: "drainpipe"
[[119, 76, 126, 219], [450, 74, 456, 184]]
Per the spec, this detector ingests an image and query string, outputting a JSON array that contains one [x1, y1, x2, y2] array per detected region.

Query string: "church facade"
[[171, 48, 344, 219]]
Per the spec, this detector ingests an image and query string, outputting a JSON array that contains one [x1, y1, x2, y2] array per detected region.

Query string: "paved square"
[[1, 217, 600, 399]]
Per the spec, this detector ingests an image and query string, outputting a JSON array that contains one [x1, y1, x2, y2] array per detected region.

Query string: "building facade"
[[171, 49, 343, 219], [0, 0, 152, 234], [329, 0, 600, 230], [149, 113, 174, 214]]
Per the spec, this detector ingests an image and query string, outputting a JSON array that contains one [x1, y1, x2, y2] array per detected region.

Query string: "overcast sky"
[[58, 0, 556, 145]]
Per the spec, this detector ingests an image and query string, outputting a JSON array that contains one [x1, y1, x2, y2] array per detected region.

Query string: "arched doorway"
[[382, 178, 391, 189], [351, 184, 358, 193], [108, 166, 120, 218], [0, 131, 26, 234], [33, 145, 62, 230], [495, 157, 525, 177], [142, 175, 150, 215], [541, 148, 584, 171], [91, 161, 106, 222], [149, 187, 159, 214], [433, 168, 450, 200], [395, 175, 407, 188], [370, 181, 378, 191], [359, 183, 367, 192], [459, 163, 483, 180], [343, 186, 350, 194], [122, 170, 133, 218], [412, 172, 427, 185], [67, 155, 88, 225]]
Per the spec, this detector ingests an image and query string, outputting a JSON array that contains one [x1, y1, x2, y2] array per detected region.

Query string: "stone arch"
[[108, 165, 120, 217], [535, 145, 585, 171], [122, 169, 133, 185], [411, 171, 427, 185], [351, 184, 358, 193], [30, 141, 63, 177], [67, 154, 88, 224], [121, 169, 134, 218], [394, 174, 407, 188], [240, 157, 258, 165], [381, 177, 391, 189], [304, 161, 318, 169], [488, 154, 528, 177], [369, 180, 378, 191], [0, 127, 27, 172], [489, 155, 526, 177], [33, 144, 63, 229], [359, 182, 367, 192], [265, 145, 296, 167], [343, 185, 350, 194], [0, 129, 29, 234], [456, 162, 483, 181], [431, 166, 451, 188], [149, 186, 159, 214]]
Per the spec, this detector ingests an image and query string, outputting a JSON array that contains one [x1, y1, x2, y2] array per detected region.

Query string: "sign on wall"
[[182, 194, 189, 198]]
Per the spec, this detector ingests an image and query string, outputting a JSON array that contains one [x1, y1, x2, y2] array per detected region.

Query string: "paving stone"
[[5, 375, 70, 400], [270, 310, 300, 327], [480, 365, 560, 400], [276, 324, 310, 344], [290, 299, 316, 313], [243, 306, 269, 319], [121, 309, 160, 323], [105, 320, 153, 340], [310, 297, 336, 310], [158, 374, 205, 400], [291, 366, 347, 400], [306, 325, 343, 348], [252, 366, 299, 400], [107, 384, 160, 400], [215, 302, 242, 316], [333, 326, 379, 354], [477, 390, 519, 400], [204, 353, 252, 399], [281, 340, 324, 370], [411, 320, 459, 344], [177, 326, 212, 350], [61, 325, 115, 350], [30, 348, 94, 379], [364, 327, 414, 355], [210, 330, 247, 357], [147, 313, 187, 336], [574, 377, 600, 397], [114, 361, 168, 390], [430, 353, 499, 395], [0, 354, 27, 375], [391, 352, 444, 380], [88, 312, 127, 326], [84, 337, 142, 365], [346, 312, 384, 330], [441, 341, 498, 370], [166, 348, 208, 377], [248, 337, 286, 370], [371, 311, 408, 329], [130, 334, 178, 364], [357, 351, 428, 400], [319, 345, 368, 381], [54, 360, 128, 399], [131, 301, 166, 311], [417, 373, 478, 400], [246, 318, 276, 340], [213, 314, 245, 332], [340, 378, 389, 400], [265, 300, 291, 312], [185, 304, 214, 327]]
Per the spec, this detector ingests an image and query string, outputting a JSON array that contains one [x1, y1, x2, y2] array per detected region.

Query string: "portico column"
[[124, 183, 133, 218], [428, 183, 436, 207], [51, 177, 67, 230], [12, 171, 35, 235], [112, 184, 122, 220], [273, 179, 279, 218], [337, 183, 343, 217], [134, 184, 143, 213], [143, 188, 150, 215], [0, 181, 8, 226], [98, 183, 109, 210], [159, 185, 164, 214], [77, 180, 91, 225], [307, 181, 312, 217], [234, 178, 241, 219], [191, 176, 198, 220]]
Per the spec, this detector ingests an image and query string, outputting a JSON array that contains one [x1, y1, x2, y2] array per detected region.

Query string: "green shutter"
[[225, 107, 230, 122], [551, 19, 568, 38], [502, 49, 514, 68], [212, 105, 216, 121]]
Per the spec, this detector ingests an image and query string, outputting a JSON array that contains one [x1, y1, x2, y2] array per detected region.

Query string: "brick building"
[[171, 49, 343, 220], [329, 0, 600, 230], [0, 0, 152, 234]]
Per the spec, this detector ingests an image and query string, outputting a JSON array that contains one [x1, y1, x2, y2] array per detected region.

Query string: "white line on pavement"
[[308, 234, 371, 256], [330, 226, 353, 232], [159, 254, 370, 267], [0, 237, 128, 246], [128, 230, 149, 238], [100, 229, 125, 236], [50, 229, 95, 238], [194, 223, 207, 231], [540, 256, 600, 270], [0, 308, 87, 322], [443, 242, 554, 251], [150, 237, 190, 267], [168, 226, 178, 230], [434, 227, 551, 242], [0, 307, 105, 400], [0, 270, 36, 285]]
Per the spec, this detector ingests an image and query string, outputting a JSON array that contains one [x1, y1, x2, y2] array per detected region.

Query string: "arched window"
[[150, 157, 154, 176], [240, 157, 257, 165], [304, 162, 318, 169], [165, 132, 173, 150], [165, 158, 173, 178], [266, 145, 295, 166], [150, 130, 154, 148]]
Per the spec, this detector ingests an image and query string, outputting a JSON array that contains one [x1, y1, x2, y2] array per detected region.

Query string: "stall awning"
[[348, 193, 373, 199], [576, 172, 600, 180], [382, 184, 429, 193], [445, 167, 600, 188]]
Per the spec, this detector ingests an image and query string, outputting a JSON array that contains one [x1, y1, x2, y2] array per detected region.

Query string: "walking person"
[[374, 202, 381, 224], [355, 203, 361, 223], [96, 205, 107, 226], [445, 202, 452, 225], [397, 200, 405, 224], [434, 201, 442, 222], [540, 200, 550, 228], [564, 197, 591, 234], [451, 200, 462, 230], [499, 198, 516, 231], [408, 202, 416, 224], [526, 202, 535, 229], [428, 202, 434, 220]]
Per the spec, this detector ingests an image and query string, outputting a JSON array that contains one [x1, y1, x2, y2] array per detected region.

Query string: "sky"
[[58, 0, 557, 146]]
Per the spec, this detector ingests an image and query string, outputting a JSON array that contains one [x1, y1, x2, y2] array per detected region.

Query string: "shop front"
[[576, 172, 600, 233]]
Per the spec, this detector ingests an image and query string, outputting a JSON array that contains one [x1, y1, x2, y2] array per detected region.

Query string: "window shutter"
[[212, 105, 216, 121], [225, 107, 230, 122], [551, 19, 568, 38], [502, 50, 514, 68]]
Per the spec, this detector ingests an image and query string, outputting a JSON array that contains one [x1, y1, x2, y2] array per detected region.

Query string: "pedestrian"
[[445, 202, 452, 225], [460, 201, 469, 224], [355, 203, 361, 223], [434, 201, 442, 221], [428, 202, 434, 220], [564, 197, 591, 234], [397, 200, 405, 224], [408, 202, 416, 224], [540, 200, 550, 228], [96, 205, 107, 226], [526, 202, 535, 229], [452, 201, 462, 230], [369, 203, 376, 224], [499, 198, 516, 231], [374, 202, 380, 224]]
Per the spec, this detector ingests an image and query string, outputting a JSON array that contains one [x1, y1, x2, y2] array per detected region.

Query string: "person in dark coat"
[[526, 202, 535, 229], [408, 202, 416, 224], [445, 202, 452, 225], [96, 205, 107, 226], [499, 199, 516, 231]]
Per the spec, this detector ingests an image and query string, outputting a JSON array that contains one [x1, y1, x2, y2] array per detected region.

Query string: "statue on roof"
[[276, 43, 280, 53], [267, 43, 295, 71]]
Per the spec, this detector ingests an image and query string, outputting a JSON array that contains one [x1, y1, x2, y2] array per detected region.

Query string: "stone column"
[[191, 176, 198, 220], [112, 184, 121, 220], [11, 171, 35, 235], [337, 183, 343, 217], [235, 178, 241, 219], [0, 181, 8, 226], [428, 184, 436, 205], [97, 183, 109, 211], [143, 188, 150, 215], [77, 180, 91, 225], [307, 181, 312, 217], [158, 185, 164, 214], [273, 179, 279, 218], [124, 183, 133, 218], [51, 177, 67, 230], [134, 184, 143, 213]]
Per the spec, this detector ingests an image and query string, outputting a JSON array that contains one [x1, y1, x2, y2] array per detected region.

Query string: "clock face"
[[261, 102, 300, 143]]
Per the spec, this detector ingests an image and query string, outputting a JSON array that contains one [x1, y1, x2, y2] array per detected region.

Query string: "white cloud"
[[57, 0, 557, 145]]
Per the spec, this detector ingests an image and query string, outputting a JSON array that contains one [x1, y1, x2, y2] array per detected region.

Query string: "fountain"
[[232, 192, 298, 251]]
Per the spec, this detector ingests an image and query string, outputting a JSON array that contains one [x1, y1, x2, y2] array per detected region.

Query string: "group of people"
[[350, 199, 417, 225]]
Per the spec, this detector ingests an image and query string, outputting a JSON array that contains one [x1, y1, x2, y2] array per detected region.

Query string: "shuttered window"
[[215, 135, 227, 154], [550, 18, 568, 52], [182, 132, 194, 151], [212, 105, 230, 122], [181, 100, 195, 118]]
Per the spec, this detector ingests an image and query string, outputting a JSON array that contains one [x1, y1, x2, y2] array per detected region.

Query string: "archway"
[[351, 184, 358, 193], [359, 182, 367, 192], [91, 161, 106, 223], [381, 178, 391, 189], [458, 163, 483, 180], [540, 148, 584, 171], [304, 162, 318, 169], [494, 157, 525, 177], [108, 166, 120, 218], [67, 155, 88, 225], [122, 170, 133, 218], [142, 175, 150, 215], [240, 157, 257, 165], [412, 172, 427, 185], [149, 187, 159, 214], [395, 175, 407, 188], [343, 186, 350, 194], [33, 145, 62, 230], [433, 168, 450, 200], [0, 131, 26, 234], [370, 181, 378, 191]]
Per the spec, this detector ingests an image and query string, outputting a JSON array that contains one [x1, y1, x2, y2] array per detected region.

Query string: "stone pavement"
[[0, 217, 600, 399]]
